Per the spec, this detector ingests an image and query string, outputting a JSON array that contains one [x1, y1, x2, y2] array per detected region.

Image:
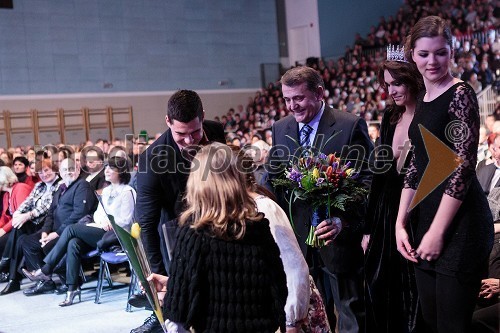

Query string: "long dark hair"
[[377, 60, 424, 125]]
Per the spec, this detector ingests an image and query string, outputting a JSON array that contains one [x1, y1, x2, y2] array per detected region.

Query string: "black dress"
[[405, 82, 494, 276], [364, 109, 419, 333]]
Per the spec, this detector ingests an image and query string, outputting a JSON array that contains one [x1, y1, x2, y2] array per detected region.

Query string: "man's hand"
[[40, 232, 59, 247], [479, 278, 500, 299], [315, 217, 342, 246]]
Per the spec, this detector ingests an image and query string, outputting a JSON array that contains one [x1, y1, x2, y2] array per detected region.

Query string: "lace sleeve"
[[403, 152, 418, 190], [444, 83, 479, 200]]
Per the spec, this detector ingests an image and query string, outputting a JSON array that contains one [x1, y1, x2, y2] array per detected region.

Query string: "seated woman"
[[150, 143, 288, 333], [0, 166, 33, 250], [12, 156, 37, 188], [0, 166, 34, 286], [23, 156, 136, 306]]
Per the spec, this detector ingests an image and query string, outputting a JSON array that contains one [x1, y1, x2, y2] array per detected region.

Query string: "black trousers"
[[3, 222, 42, 280], [309, 249, 365, 333], [20, 230, 58, 273], [0, 233, 8, 259], [44, 224, 105, 286], [414, 267, 481, 333], [471, 302, 500, 333]]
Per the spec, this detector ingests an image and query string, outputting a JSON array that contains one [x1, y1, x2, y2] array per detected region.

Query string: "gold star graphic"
[[409, 124, 464, 211]]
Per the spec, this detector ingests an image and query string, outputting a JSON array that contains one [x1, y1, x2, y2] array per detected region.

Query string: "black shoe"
[[130, 314, 162, 333], [56, 284, 69, 295], [128, 293, 149, 308], [22, 268, 51, 282], [23, 280, 56, 296], [0, 280, 20, 295], [0, 272, 8, 283]]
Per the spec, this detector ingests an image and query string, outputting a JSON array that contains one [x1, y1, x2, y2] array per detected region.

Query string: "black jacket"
[[136, 120, 225, 275], [41, 178, 97, 235], [268, 106, 373, 274]]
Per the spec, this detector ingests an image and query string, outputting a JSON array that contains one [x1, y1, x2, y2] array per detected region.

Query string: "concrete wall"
[[0, 0, 278, 94]]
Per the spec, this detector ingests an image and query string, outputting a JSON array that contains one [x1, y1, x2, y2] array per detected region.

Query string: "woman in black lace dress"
[[395, 16, 494, 333], [364, 54, 424, 333]]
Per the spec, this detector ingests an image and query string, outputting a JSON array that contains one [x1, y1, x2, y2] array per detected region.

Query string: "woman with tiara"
[[363, 44, 424, 333]]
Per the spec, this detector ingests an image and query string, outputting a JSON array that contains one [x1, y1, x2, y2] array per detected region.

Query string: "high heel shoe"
[[59, 288, 81, 307]]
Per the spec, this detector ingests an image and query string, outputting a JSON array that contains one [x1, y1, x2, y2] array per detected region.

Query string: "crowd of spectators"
[[217, 0, 498, 149]]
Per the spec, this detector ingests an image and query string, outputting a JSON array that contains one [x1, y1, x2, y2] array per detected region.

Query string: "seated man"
[[477, 133, 500, 195], [79, 146, 107, 191], [471, 222, 500, 332], [19, 158, 97, 296]]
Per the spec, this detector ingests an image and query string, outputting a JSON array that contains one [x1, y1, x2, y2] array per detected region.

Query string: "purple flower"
[[350, 171, 360, 179], [288, 168, 303, 183], [318, 153, 327, 160], [316, 178, 325, 186], [304, 157, 313, 169]]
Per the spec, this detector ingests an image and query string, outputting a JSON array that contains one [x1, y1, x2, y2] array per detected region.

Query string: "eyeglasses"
[[60, 167, 76, 173]]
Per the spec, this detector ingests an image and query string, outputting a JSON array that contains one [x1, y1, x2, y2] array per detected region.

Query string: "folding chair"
[[94, 250, 138, 312]]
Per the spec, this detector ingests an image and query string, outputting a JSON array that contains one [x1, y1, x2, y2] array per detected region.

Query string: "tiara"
[[386, 44, 408, 63]]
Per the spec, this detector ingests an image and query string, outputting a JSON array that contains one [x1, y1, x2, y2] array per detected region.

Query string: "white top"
[[254, 195, 310, 326], [88, 184, 136, 231]]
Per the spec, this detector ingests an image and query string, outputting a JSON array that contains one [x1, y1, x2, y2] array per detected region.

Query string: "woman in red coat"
[[0, 166, 33, 255]]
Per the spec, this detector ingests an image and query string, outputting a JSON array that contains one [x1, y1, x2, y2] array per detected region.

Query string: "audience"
[[22, 156, 135, 306], [19, 158, 97, 296], [0, 1, 497, 330]]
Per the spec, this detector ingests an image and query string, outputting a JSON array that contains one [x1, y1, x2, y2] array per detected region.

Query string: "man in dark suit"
[[19, 158, 97, 295], [477, 133, 500, 195], [79, 146, 107, 192], [132, 90, 225, 333], [268, 66, 373, 333]]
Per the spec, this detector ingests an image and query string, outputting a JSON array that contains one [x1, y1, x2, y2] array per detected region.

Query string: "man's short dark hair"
[[167, 90, 204, 124], [280, 66, 325, 92], [81, 146, 105, 162]]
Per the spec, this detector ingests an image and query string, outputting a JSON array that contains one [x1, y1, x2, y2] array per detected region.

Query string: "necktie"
[[300, 124, 313, 147], [59, 183, 67, 196]]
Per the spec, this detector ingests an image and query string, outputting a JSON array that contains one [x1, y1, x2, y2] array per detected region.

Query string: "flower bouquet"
[[273, 151, 367, 247]]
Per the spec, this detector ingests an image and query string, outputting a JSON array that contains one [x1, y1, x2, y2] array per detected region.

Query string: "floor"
[[0, 268, 151, 333]]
